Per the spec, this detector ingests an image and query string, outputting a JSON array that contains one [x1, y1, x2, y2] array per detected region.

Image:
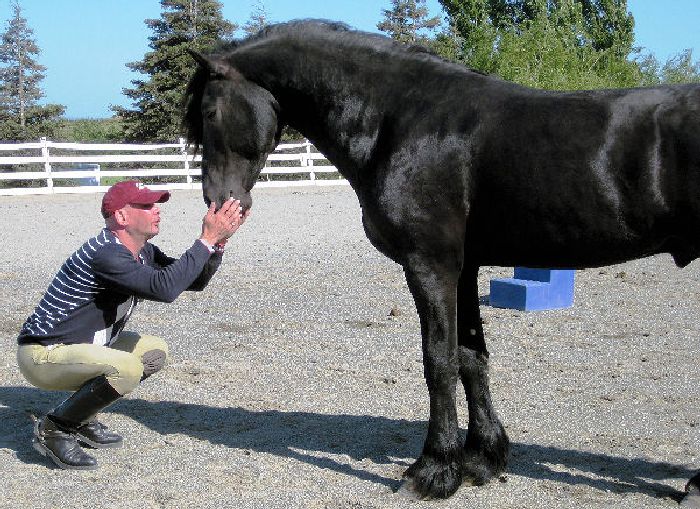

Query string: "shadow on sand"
[[0, 385, 690, 500]]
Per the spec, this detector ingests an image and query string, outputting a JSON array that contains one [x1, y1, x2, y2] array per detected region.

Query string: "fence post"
[[179, 137, 192, 187], [305, 139, 315, 182], [40, 137, 53, 192]]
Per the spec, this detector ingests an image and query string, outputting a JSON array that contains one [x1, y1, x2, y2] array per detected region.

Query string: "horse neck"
[[232, 40, 406, 181]]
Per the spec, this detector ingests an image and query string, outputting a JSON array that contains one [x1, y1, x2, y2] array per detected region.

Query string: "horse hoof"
[[396, 479, 422, 500], [462, 426, 510, 485], [681, 483, 700, 508], [402, 453, 463, 499]]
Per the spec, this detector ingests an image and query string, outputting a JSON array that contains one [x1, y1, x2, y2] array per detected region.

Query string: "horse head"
[[185, 50, 281, 212]]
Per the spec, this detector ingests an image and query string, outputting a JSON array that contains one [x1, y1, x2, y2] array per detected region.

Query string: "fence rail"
[[0, 137, 347, 196]]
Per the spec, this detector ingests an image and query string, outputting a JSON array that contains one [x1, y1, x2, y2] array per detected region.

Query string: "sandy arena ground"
[[0, 186, 698, 509]]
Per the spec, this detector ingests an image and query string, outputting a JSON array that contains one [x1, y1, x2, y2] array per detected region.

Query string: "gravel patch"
[[0, 186, 697, 508]]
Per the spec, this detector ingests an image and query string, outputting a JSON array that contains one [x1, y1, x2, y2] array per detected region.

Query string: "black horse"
[[184, 20, 700, 503]]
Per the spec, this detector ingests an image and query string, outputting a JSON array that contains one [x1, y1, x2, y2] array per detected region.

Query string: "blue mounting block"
[[489, 268, 575, 311]]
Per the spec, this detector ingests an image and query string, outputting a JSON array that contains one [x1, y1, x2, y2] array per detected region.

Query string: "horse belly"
[[467, 154, 675, 268], [474, 235, 662, 269], [469, 204, 669, 269]]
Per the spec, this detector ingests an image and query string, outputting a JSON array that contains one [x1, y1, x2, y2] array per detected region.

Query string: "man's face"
[[122, 203, 161, 240]]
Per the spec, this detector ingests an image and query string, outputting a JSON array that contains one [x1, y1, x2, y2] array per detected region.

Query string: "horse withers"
[[184, 20, 700, 503]]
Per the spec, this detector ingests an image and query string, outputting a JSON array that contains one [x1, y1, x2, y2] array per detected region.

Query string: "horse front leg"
[[401, 261, 464, 499], [457, 264, 509, 484], [682, 472, 700, 507]]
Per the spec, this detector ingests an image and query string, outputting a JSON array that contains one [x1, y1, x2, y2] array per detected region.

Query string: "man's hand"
[[199, 198, 250, 246]]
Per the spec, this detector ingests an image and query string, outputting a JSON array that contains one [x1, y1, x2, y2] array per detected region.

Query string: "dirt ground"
[[0, 186, 698, 509]]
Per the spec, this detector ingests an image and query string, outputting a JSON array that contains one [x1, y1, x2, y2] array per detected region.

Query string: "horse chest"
[[360, 209, 407, 265]]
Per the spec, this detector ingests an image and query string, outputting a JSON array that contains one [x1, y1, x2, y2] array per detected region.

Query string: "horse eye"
[[205, 110, 217, 120]]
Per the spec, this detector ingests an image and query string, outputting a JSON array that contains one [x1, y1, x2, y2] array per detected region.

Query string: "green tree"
[[633, 50, 661, 87], [429, 20, 463, 62], [633, 48, 700, 86], [578, 0, 634, 55], [660, 49, 700, 84], [114, 0, 235, 142], [378, 0, 442, 45], [242, 1, 269, 36], [0, 1, 64, 141], [436, 0, 640, 90]]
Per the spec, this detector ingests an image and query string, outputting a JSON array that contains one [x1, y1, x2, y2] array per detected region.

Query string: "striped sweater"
[[18, 229, 221, 346]]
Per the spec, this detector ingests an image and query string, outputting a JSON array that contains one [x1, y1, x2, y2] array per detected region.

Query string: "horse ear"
[[187, 49, 236, 79]]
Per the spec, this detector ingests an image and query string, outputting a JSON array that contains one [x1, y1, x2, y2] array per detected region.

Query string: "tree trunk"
[[17, 47, 25, 128]]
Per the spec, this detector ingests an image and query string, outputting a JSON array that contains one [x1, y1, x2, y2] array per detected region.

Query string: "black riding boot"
[[33, 375, 123, 470], [32, 417, 98, 470], [74, 420, 123, 449]]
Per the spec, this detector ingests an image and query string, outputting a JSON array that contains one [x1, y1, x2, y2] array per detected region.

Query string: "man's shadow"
[[0, 385, 691, 500]]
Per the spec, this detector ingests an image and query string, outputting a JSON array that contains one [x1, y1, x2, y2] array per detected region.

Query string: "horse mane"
[[250, 20, 488, 75], [183, 20, 488, 146], [184, 64, 209, 150], [184, 21, 362, 148], [242, 20, 459, 68], [246, 19, 353, 43]]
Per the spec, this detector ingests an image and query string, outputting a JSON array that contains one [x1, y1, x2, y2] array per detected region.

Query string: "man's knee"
[[146, 336, 169, 358], [140, 349, 167, 380], [112, 361, 144, 395], [108, 332, 169, 383]]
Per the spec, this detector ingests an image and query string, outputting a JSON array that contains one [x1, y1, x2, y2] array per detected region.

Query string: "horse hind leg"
[[458, 264, 509, 485]]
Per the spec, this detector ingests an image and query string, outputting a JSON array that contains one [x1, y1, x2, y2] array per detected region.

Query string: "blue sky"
[[0, 0, 697, 119]]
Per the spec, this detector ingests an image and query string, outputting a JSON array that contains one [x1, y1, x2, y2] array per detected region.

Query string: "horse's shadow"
[[0, 386, 690, 500]]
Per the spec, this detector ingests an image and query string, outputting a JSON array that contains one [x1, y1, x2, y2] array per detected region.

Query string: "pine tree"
[[378, 0, 441, 45], [114, 0, 235, 142], [0, 1, 64, 141]]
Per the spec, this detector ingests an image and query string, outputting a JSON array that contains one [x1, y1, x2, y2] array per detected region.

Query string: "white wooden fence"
[[0, 137, 347, 196]]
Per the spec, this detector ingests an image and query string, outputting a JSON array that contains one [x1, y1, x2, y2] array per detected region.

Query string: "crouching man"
[[16, 180, 249, 470]]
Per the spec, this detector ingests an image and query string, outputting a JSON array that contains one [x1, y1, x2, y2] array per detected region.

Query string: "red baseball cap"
[[101, 180, 170, 218]]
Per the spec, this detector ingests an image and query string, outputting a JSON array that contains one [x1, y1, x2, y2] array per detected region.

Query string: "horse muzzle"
[[236, 193, 253, 213], [203, 191, 252, 213]]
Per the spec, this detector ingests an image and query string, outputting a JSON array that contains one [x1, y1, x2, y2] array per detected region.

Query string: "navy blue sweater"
[[18, 229, 221, 346]]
